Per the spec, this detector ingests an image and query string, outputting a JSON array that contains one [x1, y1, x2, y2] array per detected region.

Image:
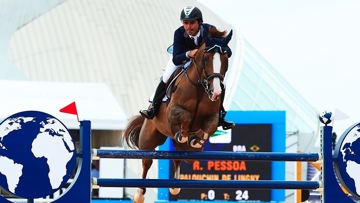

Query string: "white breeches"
[[162, 57, 182, 83]]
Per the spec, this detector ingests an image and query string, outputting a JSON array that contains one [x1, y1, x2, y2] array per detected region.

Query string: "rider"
[[140, 5, 235, 130]]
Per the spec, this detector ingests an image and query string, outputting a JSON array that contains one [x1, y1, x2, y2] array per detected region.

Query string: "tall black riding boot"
[[140, 80, 166, 119], [218, 86, 235, 130], [218, 107, 235, 130]]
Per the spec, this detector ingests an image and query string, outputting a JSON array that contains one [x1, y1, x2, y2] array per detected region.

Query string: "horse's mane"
[[208, 26, 227, 39]]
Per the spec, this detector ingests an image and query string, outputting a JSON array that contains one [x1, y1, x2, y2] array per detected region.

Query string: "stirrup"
[[139, 109, 155, 119]]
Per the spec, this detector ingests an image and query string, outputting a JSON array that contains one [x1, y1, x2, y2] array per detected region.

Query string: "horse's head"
[[200, 27, 233, 101]]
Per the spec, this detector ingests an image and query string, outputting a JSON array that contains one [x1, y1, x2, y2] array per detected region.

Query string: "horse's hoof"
[[170, 187, 181, 195], [175, 131, 188, 143], [131, 194, 145, 203], [132, 188, 145, 203], [188, 136, 203, 148]]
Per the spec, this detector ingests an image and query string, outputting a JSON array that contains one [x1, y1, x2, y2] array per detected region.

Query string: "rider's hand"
[[188, 49, 198, 58]]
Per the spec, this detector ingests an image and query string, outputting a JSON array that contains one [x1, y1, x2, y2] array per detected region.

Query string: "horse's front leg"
[[169, 160, 182, 195], [168, 105, 192, 143], [189, 114, 219, 148]]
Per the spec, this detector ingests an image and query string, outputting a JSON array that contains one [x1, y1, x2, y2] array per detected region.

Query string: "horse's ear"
[[222, 30, 233, 45]]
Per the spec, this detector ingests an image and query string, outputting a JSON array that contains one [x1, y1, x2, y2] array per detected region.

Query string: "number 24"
[[236, 190, 249, 200]]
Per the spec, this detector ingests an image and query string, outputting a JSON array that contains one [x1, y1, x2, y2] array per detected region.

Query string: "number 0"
[[208, 190, 215, 200]]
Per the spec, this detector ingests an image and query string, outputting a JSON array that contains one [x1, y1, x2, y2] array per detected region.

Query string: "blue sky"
[[198, 0, 360, 135]]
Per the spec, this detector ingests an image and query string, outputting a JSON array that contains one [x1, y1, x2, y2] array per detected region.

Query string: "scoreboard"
[[157, 111, 286, 203], [169, 124, 272, 201]]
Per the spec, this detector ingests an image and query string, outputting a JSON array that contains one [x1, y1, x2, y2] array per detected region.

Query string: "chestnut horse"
[[123, 26, 233, 203]]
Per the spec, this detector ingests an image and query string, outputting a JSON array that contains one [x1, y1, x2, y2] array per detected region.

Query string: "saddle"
[[148, 44, 193, 103], [148, 60, 192, 103]]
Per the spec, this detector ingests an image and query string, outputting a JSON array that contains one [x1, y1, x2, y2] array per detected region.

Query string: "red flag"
[[60, 102, 79, 122]]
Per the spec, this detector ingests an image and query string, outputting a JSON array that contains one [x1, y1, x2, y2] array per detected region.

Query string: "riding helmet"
[[180, 6, 203, 23]]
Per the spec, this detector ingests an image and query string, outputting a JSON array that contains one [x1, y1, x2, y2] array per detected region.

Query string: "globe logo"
[[334, 123, 360, 199], [0, 111, 76, 198], [319, 110, 333, 125]]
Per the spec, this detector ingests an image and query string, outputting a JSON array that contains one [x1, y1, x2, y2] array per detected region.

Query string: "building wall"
[[0, 0, 65, 79]]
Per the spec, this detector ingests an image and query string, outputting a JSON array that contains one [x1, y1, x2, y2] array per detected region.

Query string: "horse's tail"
[[123, 115, 145, 149]]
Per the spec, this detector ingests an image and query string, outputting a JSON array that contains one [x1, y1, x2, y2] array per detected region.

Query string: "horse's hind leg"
[[133, 124, 167, 203], [132, 159, 153, 203], [169, 160, 182, 195]]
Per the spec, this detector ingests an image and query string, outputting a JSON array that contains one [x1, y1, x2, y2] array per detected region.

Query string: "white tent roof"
[[0, 80, 127, 130]]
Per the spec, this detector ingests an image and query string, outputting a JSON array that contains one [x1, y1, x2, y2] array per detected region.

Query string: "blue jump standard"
[[0, 120, 92, 203]]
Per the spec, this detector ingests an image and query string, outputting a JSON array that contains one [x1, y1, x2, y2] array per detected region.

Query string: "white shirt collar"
[[189, 30, 200, 45], [189, 30, 200, 39]]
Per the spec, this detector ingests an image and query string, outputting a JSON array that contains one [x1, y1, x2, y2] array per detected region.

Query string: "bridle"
[[197, 44, 228, 93]]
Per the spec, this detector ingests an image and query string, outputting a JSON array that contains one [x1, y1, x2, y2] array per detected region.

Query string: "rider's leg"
[[140, 78, 166, 119], [162, 58, 181, 83], [140, 58, 180, 119], [218, 85, 235, 130]]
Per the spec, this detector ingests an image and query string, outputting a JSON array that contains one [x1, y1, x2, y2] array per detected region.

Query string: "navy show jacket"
[[172, 23, 232, 66]]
